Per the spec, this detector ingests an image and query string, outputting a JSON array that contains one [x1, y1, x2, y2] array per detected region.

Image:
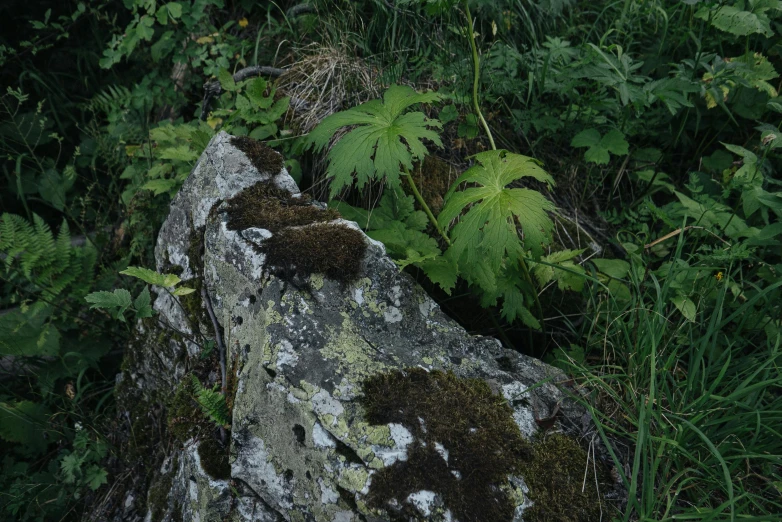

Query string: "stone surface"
[[116, 131, 605, 522]]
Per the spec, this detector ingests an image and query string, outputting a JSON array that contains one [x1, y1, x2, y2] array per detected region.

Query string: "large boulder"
[[113, 132, 613, 522]]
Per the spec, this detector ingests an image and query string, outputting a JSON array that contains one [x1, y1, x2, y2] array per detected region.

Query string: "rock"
[[115, 131, 611, 522]]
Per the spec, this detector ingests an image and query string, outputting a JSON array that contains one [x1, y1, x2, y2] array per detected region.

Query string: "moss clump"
[[361, 368, 532, 521], [167, 378, 204, 443], [148, 469, 174, 522], [263, 223, 366, 283], [519, 433, 610, 522], [231, 135, 284, 174], [197, 435, 231, 480], [224, 180, 339, 233], [223, 180, 365, 283]]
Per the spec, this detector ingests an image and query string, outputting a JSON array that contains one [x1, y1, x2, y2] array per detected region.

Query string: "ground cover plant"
[[0, 0, 780, 520]]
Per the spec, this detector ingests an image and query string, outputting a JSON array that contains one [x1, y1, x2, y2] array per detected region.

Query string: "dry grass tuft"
[[277, 44, 381, 134]]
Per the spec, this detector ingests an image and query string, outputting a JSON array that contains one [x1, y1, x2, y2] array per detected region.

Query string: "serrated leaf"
[[418, 256, 458, 294], [0, 400, 51, 455], [439, 150, 556, 291], [246, 77, 269, 107], [570, 128, 601, 148], [306, 85, 442, 197], [532, 249, 586, 292], [85, 289, 132, 311], [85, 465, 108, 490], [0, 305, 60, 357], [142, 178, 178, 195], [218, 68, 236, 92], [601, 129, 629, 155], [696, 4, 775, 37], [134, 286, 154, 318], [121, 266, 165, 286]]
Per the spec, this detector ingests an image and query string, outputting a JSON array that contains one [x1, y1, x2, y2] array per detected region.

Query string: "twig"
[[643, 226, 730, 250], [201, 287, 228, 444], [201, 287, 227, 395]]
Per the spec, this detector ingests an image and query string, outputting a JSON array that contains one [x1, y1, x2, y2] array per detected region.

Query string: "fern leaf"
[[190, 375, 231, 427], [306, 85, 442, 197]]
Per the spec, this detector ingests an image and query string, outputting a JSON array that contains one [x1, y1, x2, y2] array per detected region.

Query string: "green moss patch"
[[519, 433, 610, 522], [263, 223, 366, 283], [224, 180, 339, 233], [231, 135, 284, 174], [361, 368, 532, 521], [197, 436, 231, 480], [224, 180, 366, 283], [167, 378, 207, 443]]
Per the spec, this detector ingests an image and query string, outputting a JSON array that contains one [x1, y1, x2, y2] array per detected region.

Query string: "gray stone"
[[121, 131, 602, 522]]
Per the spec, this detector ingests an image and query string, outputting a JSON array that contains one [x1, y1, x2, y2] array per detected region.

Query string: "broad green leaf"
[[0, 305, 60, 357], [0, 400, 51, 455], [418, 256, 458, 294], [85, 289, 133, 320], [696, 3, 776, 37], [134, 286, 154, 318], [439, 150, 556, 284], [671, 295, 697, 322], [85, 465, 109, 491], [592, 258, 630, 279], [249, 123, 277, 140], [571, 128, 628, 165], [246, 77, 269, 107], [142, 178, 179, 195], [531, 249, 586, 292], [306, 84, 442, 197], [218, 68, 236, 92], [173, 286, 196, 296]]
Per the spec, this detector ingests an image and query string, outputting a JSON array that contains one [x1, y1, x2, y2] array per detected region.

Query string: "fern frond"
[[190, 375, 231, 428], [86, 85, 132, 115], [0, 213, 96, 300]]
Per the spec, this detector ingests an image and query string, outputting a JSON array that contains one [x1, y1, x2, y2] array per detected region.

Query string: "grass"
[[560, 236, 782, 520]]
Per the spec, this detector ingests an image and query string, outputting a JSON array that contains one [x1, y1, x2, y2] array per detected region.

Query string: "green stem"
[[518, 252, 545, 335], [464, 2, 496, 151], [403, 165, 450, 246]]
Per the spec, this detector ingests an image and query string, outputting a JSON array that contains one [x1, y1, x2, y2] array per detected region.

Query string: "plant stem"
[[464, 1, 496, 151], [404, 165, 451, 246]]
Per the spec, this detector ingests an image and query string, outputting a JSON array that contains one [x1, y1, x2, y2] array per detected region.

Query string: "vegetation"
[[1, 0, 780, 520]]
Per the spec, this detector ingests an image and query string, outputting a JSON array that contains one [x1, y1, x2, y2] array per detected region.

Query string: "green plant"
[[190, 375, 230, 428], [566, 240, 782, 519]]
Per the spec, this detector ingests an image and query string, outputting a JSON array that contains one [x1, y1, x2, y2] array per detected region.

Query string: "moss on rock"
[[197, 435, 231, 480], [519, 433, 611, 522], [231, 135, 284, 174], [361, 368, 532, 521], [224, 180, 339, 233], [224, 180, 366, 283]]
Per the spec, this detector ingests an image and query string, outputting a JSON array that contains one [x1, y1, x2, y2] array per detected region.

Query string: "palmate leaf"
[[439, 150, 556, 294], [305, 85, 442, 197]]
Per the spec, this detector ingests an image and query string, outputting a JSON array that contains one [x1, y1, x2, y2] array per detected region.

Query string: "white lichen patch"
[[311, 389, 345, 419], [502, 382, 537, 437], [273, 339, 298, 369], [312, 422, 337, 449], [406, 490, 438, 516], [231, 435, 293, 510], [383, 306, 403, 323], [434, 442, 449, 463], [318, 478, 339, 504], [371, 423, 413, 467]]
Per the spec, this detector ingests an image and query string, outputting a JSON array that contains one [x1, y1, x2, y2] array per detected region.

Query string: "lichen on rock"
[[110, 132, 616, 522]]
